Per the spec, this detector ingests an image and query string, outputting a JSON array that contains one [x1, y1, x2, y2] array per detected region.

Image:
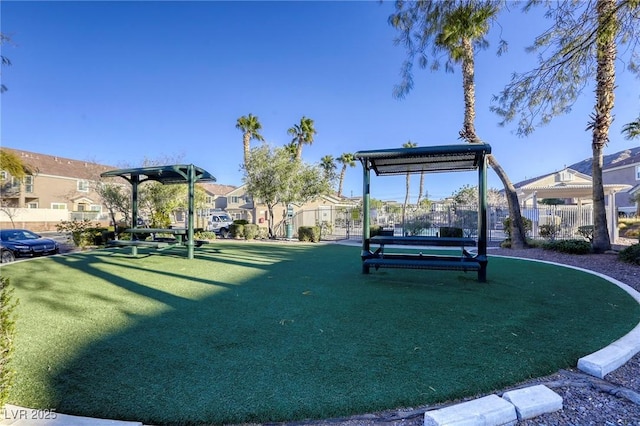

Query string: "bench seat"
[[364, 258, 481, 272], [108, 240, 170, 249]]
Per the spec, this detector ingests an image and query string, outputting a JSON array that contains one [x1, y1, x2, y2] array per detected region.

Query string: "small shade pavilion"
[[355, 143, 492, 281], [101, 164, 216, 259]]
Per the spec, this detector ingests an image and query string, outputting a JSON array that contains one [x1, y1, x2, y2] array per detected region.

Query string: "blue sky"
[[2, 1, 638, 202]]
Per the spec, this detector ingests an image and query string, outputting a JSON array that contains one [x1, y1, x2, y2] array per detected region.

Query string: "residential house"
[[567, 146, 640, 215], [1, 147, 117, 230]]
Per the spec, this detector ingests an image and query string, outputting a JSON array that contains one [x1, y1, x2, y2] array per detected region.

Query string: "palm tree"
[[320, 155, 337, 182], [336, 153, 356, 197], [0, 149, 30, 179], [390, 0, 528, 248], [236, 114, 265, 169], [622, 116, 640, 140], [287, 116, 317, 162], [401, 141, 417, 231]]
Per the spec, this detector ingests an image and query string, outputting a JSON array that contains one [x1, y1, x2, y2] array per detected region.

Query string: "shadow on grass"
[[4, 242, 640, 425]]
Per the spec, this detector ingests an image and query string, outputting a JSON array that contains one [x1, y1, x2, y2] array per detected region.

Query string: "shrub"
[[233, 219, 249, 226], [298, 226, 321, 242], [439, 227, 463, 238], [0, 276, 18, 407], [370, 225, 382, 237], [244, 224, 259, 240], [230, 224, 245, 239], [576, 225, 594, 242], [56, 219, 100, 249], [539, 224, 560, 241], [542, 239, 591, 255], [619, 243, 640, 265], [258, 227, 269, 239], [502, 216, 532, 238], [195, 231, 216, 241]]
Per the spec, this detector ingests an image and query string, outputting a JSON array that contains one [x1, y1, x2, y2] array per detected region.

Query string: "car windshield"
[[1, 230, 40, 241]]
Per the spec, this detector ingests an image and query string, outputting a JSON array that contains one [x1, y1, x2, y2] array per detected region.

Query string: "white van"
[[208, 211, 233, 238]]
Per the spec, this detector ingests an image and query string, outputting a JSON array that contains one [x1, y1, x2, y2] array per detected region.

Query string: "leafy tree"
[[452, 184, 506, 206], [491, 0, 639, 252], [622, 116, 640, 140], [287, 116, 317, 161], [336, 152, 356, 197], [243, 143, 331, 238], [95, 181, 131, 237], [236, 114, 265, 168], [389, 0, 529, 248]]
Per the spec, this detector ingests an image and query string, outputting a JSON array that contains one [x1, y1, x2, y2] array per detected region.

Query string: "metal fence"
[[276, 204, 595, 243]]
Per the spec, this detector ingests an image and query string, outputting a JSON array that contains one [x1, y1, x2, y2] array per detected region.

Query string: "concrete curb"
[[424, 385, 564, 425]]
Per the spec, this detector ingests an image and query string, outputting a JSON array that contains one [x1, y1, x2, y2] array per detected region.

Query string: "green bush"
[[439, 227, 463, 238], [618, 243, 640, 265], [542, 239, 592, 255], [539, 224, 560, 241], [195, 231, 216, 241], [230, 224, 245, 239], [56, 219, 100, 249], [258, 227, 269, 239], [0, 276, 18, 407], [577, 225, 594, 242], [233, 219, 249, 226], [244, 224, 259, 240], [298, 226, 321, 242], [502, 216, 533, 238], [370, 225, 382, 237]]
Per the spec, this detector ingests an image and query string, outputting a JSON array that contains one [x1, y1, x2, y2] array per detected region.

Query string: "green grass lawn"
[[2, 241, 639, 425]]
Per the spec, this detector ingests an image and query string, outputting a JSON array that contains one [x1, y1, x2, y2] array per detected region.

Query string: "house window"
[[77, 180, 89, 192], [90, 204, 102, 212], [27, 202, 38, 209], [558, 171, 574, 182], [51, 203, 67, 210], [0, 171, 6, 180], [206, 196, 214, 204], [636, 165, 640, 180], [24, 176, 34, 193], [230, 196, 240, 204]]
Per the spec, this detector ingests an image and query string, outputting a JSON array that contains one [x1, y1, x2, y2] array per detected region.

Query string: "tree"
[[389, 0, 529, 248], [243, 143, 331, 238], [491, 0, 639, 252], [287, 116, 317, 162], [336, 153, 356, 197], [401, 141, 417, 232], [236, 114, 265, 168], [320, 155, 337, 183], [622, 116, 640, 140], [95, 181, 131, 238]]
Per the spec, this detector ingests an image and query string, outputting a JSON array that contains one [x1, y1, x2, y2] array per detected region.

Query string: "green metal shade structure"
[[355, 143, 491, 281], [101, 164, 216, 259]]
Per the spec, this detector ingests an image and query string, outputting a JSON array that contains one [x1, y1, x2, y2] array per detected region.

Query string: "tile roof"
[[200, 182, 237, 196], [2, 147, 115, 180]]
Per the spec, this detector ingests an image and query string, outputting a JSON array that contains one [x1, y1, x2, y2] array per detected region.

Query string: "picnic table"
[[108, 227, 205, 256], [361, 235, 487, 282]]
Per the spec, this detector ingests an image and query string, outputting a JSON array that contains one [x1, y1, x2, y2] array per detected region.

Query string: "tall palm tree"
[[390, 0, 528, 248], [320, 155, 337, 182], [622, 116, 640, 140], [287, 116, 317, 162], [336, 153, 356, 197], [401, 141, 417, 233], [236, 114, 265, 169]]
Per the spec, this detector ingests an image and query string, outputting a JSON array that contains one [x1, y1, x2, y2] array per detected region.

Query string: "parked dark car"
[[0, 229, 59, 263]]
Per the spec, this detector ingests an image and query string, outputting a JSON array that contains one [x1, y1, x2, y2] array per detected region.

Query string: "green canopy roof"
[[100, 164, 216, 185], [355, 143, 491, 176]]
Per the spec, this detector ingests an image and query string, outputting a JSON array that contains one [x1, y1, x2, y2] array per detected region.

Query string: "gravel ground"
[[271, 240, 640, 426]]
